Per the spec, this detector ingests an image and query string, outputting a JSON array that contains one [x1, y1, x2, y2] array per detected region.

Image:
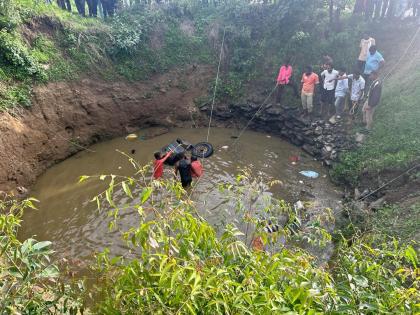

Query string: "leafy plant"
[[77, 161, 418, 314], [0, 196, 84, 314]]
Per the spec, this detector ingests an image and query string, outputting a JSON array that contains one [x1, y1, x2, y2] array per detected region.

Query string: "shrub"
[[78, 165, 418, 314], [0, 196, 84, 314]]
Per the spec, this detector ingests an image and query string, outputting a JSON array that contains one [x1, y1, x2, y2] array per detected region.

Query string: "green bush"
[[0, 30, 44, 80], [76, 166, 419, 314], [0, 196, 84, 314]]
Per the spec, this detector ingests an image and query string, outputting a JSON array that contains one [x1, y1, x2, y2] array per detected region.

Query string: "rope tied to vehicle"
[[206, 27, 226, 143]]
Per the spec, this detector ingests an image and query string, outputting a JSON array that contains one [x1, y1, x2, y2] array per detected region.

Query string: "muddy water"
[[20, 127, 340, 264]]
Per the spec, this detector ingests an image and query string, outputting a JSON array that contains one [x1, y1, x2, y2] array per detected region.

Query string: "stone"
[[323, 159, 333, 166], [355, 132, 366, 143], [352, 188, 360, 201], [314, 126, 323, 135], [369, 197, 386, 210], [302, 144, 316, 156]]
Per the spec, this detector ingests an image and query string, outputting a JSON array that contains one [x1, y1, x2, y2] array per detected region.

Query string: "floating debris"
[[221, 145, 229, 149], [294, 200, 304, 210], [126, 134, 138, 141], [299, 170, 319, 178], [289, 155, 300, 162]]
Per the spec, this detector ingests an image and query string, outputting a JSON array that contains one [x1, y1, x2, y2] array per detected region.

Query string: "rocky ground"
[[204, 101, 357, 167]]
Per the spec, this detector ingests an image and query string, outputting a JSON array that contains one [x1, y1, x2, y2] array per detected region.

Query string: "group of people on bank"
[[152, 150, 203, 188], [276, 33, 384, 130], [53, 0, 117, 18]]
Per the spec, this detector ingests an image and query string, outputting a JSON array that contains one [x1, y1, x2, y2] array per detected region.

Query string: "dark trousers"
[[365, 0, 375, 19], [357, 60, 366, 73], [87, 0, 99, 16], [414, 1, 420, 17], [57, 0, 71, 11], [75, 0, 86, 16], [373, 0, 382, 18], [276, 81, 299, 104], [381, 0, 390, 17], [101, 0, 115, 17]]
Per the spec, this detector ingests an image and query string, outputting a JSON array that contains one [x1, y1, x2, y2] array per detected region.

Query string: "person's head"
[[326, 63, 332, 72], [305, 65, 313, 75], [154, 151, 162, 160], [283, 57, 291, 66], [369, 70, 379, 80], [338, 67, 346, 76], [363, 33, 370, 40], [191, 155, 198, 162], [369, 45, 377, 55], [353, 70, 361, 80]]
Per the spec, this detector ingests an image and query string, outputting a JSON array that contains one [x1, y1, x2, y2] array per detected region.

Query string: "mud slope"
[[0, 65, 213, 192]]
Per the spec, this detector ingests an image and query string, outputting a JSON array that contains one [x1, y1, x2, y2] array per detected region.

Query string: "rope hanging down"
[[206, 27, 226, 142], [232, 84, 278, 147]]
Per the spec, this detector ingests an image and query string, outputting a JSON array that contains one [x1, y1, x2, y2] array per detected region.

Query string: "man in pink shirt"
[[276, 58, 299, 104], [300, 65, 320, 116]]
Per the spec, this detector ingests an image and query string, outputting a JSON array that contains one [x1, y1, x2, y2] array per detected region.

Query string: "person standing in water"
[[153, 150, 173, 179], [175, 155, 193, 188], [190, 155, 203, 178]]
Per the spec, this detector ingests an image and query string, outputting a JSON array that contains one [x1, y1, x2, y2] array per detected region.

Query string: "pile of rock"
[[202, 102, 356, 166]]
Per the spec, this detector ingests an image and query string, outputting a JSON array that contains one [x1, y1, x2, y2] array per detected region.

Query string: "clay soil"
[[0, 65, 213, 192]]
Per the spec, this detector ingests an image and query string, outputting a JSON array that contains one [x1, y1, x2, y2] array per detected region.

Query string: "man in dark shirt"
[[175, 155, 192, 188], [362, 71, 382, 130]]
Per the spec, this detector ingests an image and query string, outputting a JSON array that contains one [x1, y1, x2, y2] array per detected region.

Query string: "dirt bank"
[[0, 65, 213, 192]]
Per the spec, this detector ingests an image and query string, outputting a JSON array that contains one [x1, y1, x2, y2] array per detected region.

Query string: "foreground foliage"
[[0, 197, 84, 314], [79, 165, 419, 314]]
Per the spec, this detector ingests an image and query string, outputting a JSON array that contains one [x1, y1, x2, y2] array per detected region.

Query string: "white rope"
[[206, 27, 226, 142], [382, 26, 420, 82], [358, 163, 420, 201], [232, 84, 278, 147]]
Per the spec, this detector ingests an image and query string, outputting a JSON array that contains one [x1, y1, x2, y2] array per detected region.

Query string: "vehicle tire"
[[192, 142, 214, 158]]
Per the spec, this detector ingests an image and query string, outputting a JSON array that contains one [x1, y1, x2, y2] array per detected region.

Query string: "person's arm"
[[314, 75, 320, 95], [379, 59, 385, 70], [276, 67, 283, 84], [286, 66, 293, 83], [330, 73, 351, 82], [300, 74, 304, 91], [160, 151, 173, 163]]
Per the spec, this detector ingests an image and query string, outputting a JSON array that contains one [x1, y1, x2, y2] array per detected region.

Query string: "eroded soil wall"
[[0, 65, 213, 192]]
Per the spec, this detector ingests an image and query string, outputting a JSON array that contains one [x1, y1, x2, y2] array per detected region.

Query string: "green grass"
[[370, 203, 420, 243]]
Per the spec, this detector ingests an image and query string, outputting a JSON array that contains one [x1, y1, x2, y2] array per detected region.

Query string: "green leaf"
[[404, 245, 418, 267], [141, 187, 152, 204], [122, 181, 133, 199], [78, 175, 90, 183], [32, 241, 52, 252]]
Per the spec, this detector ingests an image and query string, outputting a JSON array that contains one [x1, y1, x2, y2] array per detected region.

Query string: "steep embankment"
[[0, 65, 213, 192]]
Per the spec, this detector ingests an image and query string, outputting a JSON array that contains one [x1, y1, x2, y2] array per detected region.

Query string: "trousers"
[[301, 91, 314, 113]]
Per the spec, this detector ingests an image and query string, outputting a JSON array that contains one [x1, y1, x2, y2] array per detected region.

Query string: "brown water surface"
[[20, 127, 340, 263]]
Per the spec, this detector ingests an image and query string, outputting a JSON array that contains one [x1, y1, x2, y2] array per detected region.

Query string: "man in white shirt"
[[358, 34, 375, 72], [333, 70, 365, 118], [320, 64, 339, 116]]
